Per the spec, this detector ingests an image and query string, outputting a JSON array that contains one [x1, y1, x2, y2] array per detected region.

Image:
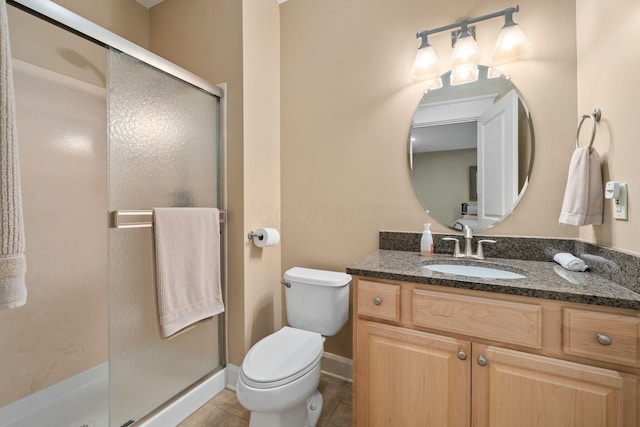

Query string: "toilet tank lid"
[[284, 267, 351, 287]]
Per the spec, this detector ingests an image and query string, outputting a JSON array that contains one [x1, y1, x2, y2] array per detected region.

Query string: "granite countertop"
[[347, 250, 640, 310]]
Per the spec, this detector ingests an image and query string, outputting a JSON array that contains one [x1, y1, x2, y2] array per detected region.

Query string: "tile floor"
[[178, 374, 353, 427]]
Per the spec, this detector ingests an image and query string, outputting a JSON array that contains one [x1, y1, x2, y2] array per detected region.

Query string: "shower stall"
[[0, 1, 226, 426]]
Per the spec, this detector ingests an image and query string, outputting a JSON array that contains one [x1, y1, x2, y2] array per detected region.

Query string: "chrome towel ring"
[[576, 108, 601, 149]]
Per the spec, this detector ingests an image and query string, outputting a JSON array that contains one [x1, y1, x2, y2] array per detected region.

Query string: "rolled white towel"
[[553, 253, 588, 272]]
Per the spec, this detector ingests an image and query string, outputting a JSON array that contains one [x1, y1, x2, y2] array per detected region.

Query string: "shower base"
[[0, 363, 227, 427], [0, 363, 108, 427]]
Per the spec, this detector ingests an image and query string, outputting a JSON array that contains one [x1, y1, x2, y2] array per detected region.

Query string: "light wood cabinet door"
[[472, 344, 638, 427], [355, 320, 471, 427]]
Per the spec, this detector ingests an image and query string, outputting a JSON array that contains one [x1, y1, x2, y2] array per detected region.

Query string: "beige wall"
[[412, 149, 477, 227], [576, 0, 640, 254], [8, 5, 106, 87], [242, 0, 283, 352], [280, 0, 578, 358], [53, 0, 149, 48]]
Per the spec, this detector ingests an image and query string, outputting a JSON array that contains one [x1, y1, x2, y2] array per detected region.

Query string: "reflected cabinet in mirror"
[[409, 66, 534, 232]]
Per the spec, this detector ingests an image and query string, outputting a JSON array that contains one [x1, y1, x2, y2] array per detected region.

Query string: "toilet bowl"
[[237, 327, 324, 427], [236, 267, 351, 427]]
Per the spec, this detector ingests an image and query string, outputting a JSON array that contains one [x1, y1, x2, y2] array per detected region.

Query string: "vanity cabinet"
[[353, 277, 640, 427], [356, 320, 471, 426]]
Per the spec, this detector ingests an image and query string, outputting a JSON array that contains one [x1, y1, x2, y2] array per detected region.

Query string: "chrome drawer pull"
[[373, 297, 382, 306], [457, 350, 468, 361], [477, 355, 488, 366], [596, 333, 612, 346]]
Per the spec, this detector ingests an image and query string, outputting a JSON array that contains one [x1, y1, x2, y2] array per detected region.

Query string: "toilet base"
[[307, 390, 323, 426], [248, 390, 323, 427]]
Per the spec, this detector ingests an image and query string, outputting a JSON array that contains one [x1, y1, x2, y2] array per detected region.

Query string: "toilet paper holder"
[[248, 227, 280, 247], [247, 230, 264, 241]]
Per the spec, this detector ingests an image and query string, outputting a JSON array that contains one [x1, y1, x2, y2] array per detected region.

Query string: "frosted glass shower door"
[[107, 49, 222, 426]]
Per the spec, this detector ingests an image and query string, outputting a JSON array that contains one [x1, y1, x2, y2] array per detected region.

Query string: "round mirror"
[[409, 65, 534, 232]]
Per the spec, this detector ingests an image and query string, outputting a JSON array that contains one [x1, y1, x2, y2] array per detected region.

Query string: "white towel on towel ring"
[[559, 146, 603, 226]]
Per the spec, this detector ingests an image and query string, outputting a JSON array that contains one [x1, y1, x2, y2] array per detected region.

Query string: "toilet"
[[236, 267, 351, 427]]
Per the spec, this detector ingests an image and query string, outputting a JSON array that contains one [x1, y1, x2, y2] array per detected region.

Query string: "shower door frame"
[[7, 0, 228, 423], [7, 0, 222, 98]]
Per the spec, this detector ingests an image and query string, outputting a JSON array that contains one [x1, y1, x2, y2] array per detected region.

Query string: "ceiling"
[[135, 0, 164, 8], [135, 0, 287, 8]]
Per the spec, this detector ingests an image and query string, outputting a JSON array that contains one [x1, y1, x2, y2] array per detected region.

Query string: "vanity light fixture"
[[413, 5, 527, 87]]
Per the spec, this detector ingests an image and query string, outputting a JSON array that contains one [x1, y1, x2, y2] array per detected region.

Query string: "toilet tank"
[[283, 267, 351, 336]]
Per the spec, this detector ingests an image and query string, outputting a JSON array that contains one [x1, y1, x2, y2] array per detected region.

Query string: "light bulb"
[[492, 24, 529, 65], [450, 34, 481, 70], [411, 45, 440, 81]]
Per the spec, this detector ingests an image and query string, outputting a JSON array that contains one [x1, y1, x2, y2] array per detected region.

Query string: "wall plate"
[[613, 183, 628, 220]]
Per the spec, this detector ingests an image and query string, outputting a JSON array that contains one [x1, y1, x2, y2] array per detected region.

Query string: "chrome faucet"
[[441, 236, 463, 258], [442, 225, 497, 260], [463, 225, 474, 257]]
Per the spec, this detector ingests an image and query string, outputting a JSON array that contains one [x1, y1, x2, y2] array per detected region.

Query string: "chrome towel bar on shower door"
[[110, 209, 227, 229]]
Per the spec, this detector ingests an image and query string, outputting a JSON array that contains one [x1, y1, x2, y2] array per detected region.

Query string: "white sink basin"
[[423, 264, 526, 280]]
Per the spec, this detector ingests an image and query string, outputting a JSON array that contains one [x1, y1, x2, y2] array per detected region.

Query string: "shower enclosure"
[[0, 1, 226, 426]]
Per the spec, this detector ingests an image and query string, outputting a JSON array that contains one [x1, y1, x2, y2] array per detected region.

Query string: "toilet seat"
[[240, 327, 323, 389]]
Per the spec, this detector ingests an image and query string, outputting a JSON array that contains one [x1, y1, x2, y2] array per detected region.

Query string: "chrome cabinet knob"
[[373, 297, 382, 306], [457, 350, 468, 361], [596, 333, 612, 346], [477, 355, 488, 366]]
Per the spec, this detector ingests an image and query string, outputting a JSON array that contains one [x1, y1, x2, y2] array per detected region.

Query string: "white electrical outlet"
[[613, 183, 628, 220]]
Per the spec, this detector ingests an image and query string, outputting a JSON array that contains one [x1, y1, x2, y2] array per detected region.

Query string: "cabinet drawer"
[[563, 308, 640, 367], [357, 280, 400, 322], [413, 289, 542, 348]]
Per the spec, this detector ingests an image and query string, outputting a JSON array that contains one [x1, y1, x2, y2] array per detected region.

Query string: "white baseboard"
[[225, 363, 240, 391], [321, 352, 353, 382]]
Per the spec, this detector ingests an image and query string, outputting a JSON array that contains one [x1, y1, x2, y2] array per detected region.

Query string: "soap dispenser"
[[420, 223, 434, 258]]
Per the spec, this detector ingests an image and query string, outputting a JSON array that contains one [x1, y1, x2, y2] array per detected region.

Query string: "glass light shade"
[[450, 35, 481, 70], [411, 45, 440, 81], [492, 24, 529, 65], [450, 64, 479, 86]]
